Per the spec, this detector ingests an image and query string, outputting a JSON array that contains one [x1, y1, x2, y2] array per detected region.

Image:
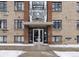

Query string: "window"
[[0, 20, 7, 30], [14, 35, 24, 43], [14, 1, 24, 11], [77, 2, 79, 12], [52, 20, 62, 30], [0, 1, 7, 12], [77, 20, 79, 30], [14, 19, 23, 29], [52, 36, 62, 44], [52, 2, 62, 12], [32, 1, 44, 10], [32, 11, 44, 20], [0, 36, 7, 43], [77, 35, 79, 43]]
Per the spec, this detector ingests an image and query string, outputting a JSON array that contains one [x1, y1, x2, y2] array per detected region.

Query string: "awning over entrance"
[[23, 22, 52, 26]]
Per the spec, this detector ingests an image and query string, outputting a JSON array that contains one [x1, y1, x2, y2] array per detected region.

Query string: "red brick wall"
[[47, 1, 52, 44], [24, 1, 29, 44]]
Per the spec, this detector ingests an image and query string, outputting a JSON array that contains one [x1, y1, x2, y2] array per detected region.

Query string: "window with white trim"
[[0, 36, 7, 43], [52, 36, 62, 44], [52, 2, 62, 12], [32, 1, 44, 10], [14, 19, 23, 29], [52, 20, 62, 30], [32, 11, 44, 21], [0, 20, 7, 30], [14, 1, 24, 11], [14, 35, 24, 43], [0, 1, 7, 12], [77, 2, 79, 12]]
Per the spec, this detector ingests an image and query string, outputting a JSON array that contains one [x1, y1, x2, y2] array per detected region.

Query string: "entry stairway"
[[19, 44, 58, 57]]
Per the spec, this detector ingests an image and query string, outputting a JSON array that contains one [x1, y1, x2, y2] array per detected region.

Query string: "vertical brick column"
[[24, 1, 29, 44], [47, 1, 52, 44]]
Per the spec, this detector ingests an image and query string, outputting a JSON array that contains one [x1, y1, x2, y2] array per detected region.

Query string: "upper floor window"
[[77, 2, 79, 12], [32, 1, 44, 10], [52, 35, 62, 44], [14, 19, 23, 29], [0, 20, 7, 30], [14, 35, 24, 43], [0, 1, 7, 12], [52, 20, 62, 30], [14, 1, 24, 11], [52, 2, 62, 12], [32, 11, 44, 21], [0, 36, 7, 43]]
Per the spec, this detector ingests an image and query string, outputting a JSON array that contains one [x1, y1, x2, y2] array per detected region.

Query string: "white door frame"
[[33, 29, 44, 44]]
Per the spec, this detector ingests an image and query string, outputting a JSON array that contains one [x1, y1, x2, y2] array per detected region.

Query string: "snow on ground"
[[0, 50, 25, 57], [54, 51, 79, 57], [49, 44, 79, 48], [0, 44, 34, 46]]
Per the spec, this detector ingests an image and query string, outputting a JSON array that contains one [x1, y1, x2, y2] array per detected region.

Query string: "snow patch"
[[49, 44, 79, 48], [54, 51, 79, 57], [0, 50, 25, 57], [0, 44, 34, 46]]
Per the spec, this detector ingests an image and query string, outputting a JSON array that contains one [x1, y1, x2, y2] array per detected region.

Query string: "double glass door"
[[33, 29, 44, 44]]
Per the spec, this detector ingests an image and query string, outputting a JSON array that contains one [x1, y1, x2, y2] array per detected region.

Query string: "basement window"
[[14, 35, 24, 43], [77, 20, 79, 30], [0, 36, 7, 43], [52, 36, 62, 44]]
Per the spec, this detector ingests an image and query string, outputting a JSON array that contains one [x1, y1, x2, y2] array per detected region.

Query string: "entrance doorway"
[[33, 29, 44, 44]]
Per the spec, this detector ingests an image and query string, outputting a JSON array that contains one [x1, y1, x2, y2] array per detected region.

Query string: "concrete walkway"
[[19, 44, 58, 57]]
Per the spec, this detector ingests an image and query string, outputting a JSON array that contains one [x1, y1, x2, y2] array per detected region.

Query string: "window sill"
[[52, 11, 62, 12], [14, 29, 24, 31], [14, 10, 24, 12], [53, 28, 62, 31], [0, 11, 8, 12], [0, 29, 8, 31], [14, 42, 24, 43]]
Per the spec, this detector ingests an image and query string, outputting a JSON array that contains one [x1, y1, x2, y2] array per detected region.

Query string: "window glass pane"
[[32, 11, 44, 20], [14, 19, 23, 29], [14, 1, 24, 11], [3, 36, 7, 42], [52, 36, 62, 43], [14, 36, 24, 43], [52, 2, 62, 12], [32, 1, 44, 10], [52, 20, 62, 30], [0, 36, 7, 43], [0, 20, 7, 29], [0, 37, 3, 42], [0, 1, 7, 12]]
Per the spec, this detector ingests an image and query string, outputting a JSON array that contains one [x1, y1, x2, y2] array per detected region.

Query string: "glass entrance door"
[[33, 29, 44, 44]]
